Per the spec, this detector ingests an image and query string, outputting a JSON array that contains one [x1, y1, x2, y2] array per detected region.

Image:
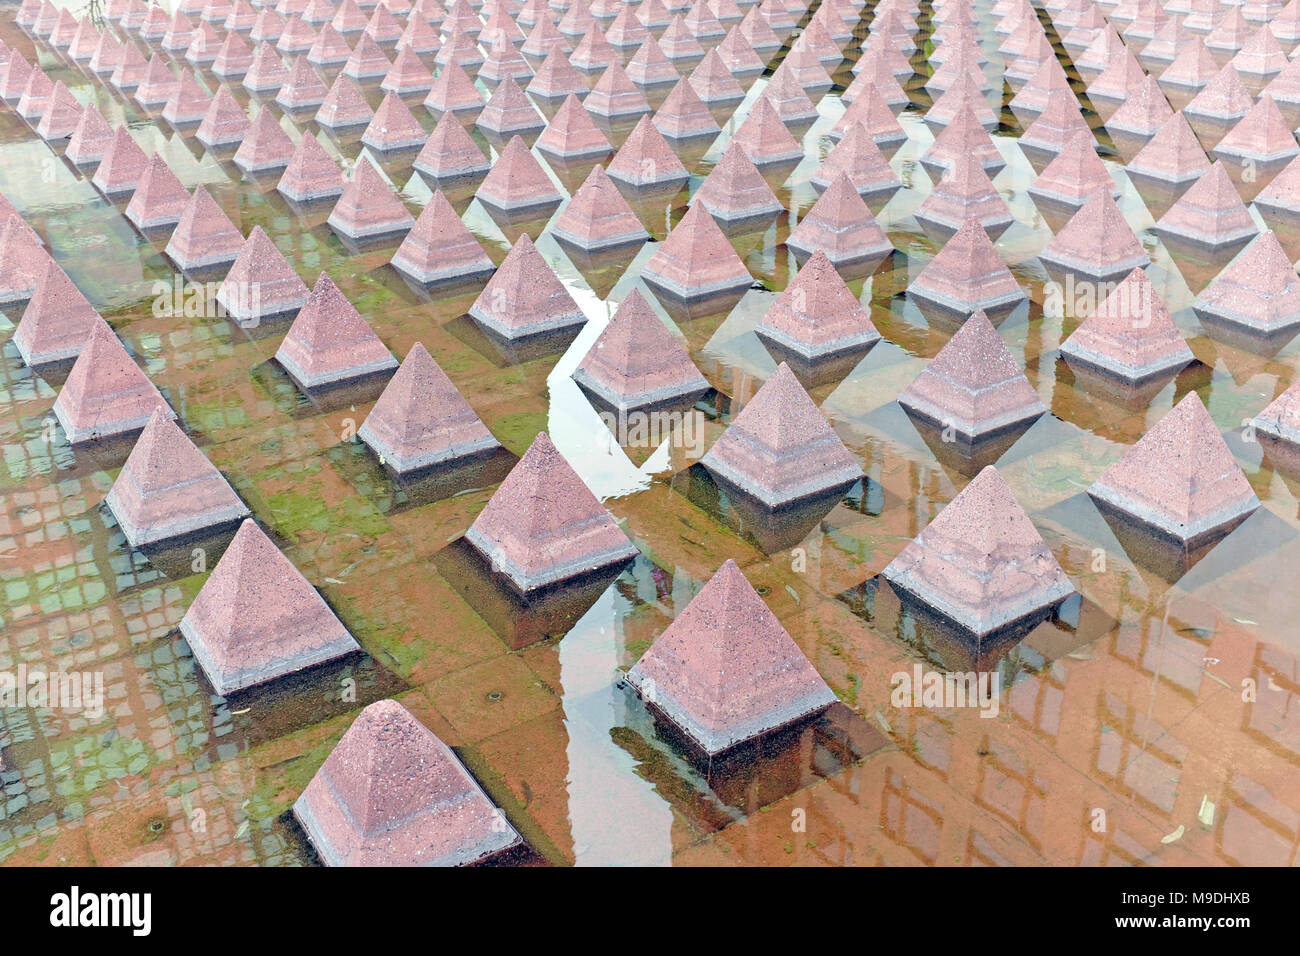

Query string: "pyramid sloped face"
[[1089, 392, 1260, 544], [106, 407, 250, 547], [900, 309, 1046, 439], [536, 92, 612, 160], [626, 559, 837, 757], [293, 699, 522, 866], [358, 342, 499, 471], [0, 214, 54, 305], [1252, 378, 1300, 447], [415, 111, 490, 182], [124, 153, 191, 229], [362, 91, 427, 151], [179, 518, 360, 694], [694, 141, 783, 223], [551, 163, 650, 251], [1194, 230, 1300, 334], [702, 362, 862, 506], [755, 249, 882, 359], [468, 233, 585, 338], [882, 465, 1076, 637], [732, 95, 803, 167], [1040, 192, 1150, 279], [234, 107, 295, 173], [328, 159, 415, 240], [13, 257, 100, 365], [811, 121, 901, 196], [1061, 267, 1195, 382], [1105, 75, 1173, 136], [476, 135, 563, 213], [465, 431, 638, 591], [165, 185, 244, 270], [276, 272, 398, 388], [1155, 161, 1259, 248], [53, 317, 175, 442], [911, 216, 1025, 313], [572, 288, 709, 410], [606, 114, 688, 188], [787, 172, 893, 268], [1031, 130, 1117, 206], [392, 190, 495, 285], [91, 125, 149, 196], [916, 151, 1014, 235], [218, 226, 312, 322], [653, 77, 721, 140], [278, 133, 345, 203], [643, 201, 752, 300]]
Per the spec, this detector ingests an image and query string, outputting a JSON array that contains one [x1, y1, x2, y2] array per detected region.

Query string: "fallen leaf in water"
[[1161, 825, 1184, 844], [875, 710, 893, 734]]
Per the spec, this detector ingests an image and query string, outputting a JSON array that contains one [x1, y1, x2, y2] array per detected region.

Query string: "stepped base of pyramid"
[[326, 211, 414, 242], [465, 525, 639, 594], [641, 268, 753, 305], [166, 242, 242, 272], [412, 159, 490, 185], [217, 286, 310, 325], [606, 167, 688, 192], [627, 663, 837, 759], [698, 198, 783, 229], [12, 327, 81, 367], [914, 208, 1015, 242], [898, 388, 1045, 443], [1028, 180, 1121, 211], [277, 177, 346, 203], [551, 224, 649, 255], [476, 192, 563, 219], [1254, 413, 1300, 450], [1254, 193, 1300, 220], [1038, 249, 1151, 283], [1088, 479, 1260, 548], [572, 366, 710, 416], [467, 300, 587, 341], [53, 395, 176, 444], [920, 156, 1007, 181], [392, 251, 496, 287], [358, 420, 500, 474], [235, 151, 290, 174], [126, 205, 186, 231], [536, 139, 614, 161], [1153, 220, 1259, 253], [180, 613, 359, 696], [787, 235, 893, 271], [1193, 299, 1300, 337], [106, 483, 250, 549], [1211, 144, 1299, 167], [808, 171, 899, 200], [702, 438, 863, 510], [1059, 338, 1195, 385], [753, 322, 882, 362], [906, 282, 1026, 318], [277, 350, 399, 391]]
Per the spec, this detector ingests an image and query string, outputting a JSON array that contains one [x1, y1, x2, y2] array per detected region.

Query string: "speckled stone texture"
[[1213, 93, 1300, 165], [106, 407, 250, 547], [899, 309, 1046, 440], [316, 74, 374, 129], [652, 77, 721, 141], [217, 225, 312, 322], [277, 55, 329, 109], [702, 362, 862, 507], [829, 81, 906, 148], [733, 95, 806, 169], [551, 164, 650, 252], [606, 114, 689, 190], [1039, 191, 1150, 280], [423, 60, 484, 118], [35, 79, 81, 139], [465, 431, 639, 592], [1126, 114, 1212, 184], [584, 60, 651, 120], [810, 121, 901, 198], [1030, 129, 1118, 207], [327, 158, 415, 240], [477, 74, 544, 136], [1252, 152, 1300, 218], [1155, 161, 1260, 249], [1252, 378, 1300, 448], [534, 93, 611, 161], [755, 249, 882, 359], [180, 518, 360, 695], [276, 272, 398, 388], [475, 135, 564, 216], [693, 141, 784, 225], [414, 112, 491, 183], [1089, 392, 1260, 545], [65, 102, 115, 165], [527, 47, 586, 101], [277, 133, 345, 203], [293, 699, 523, 866], [165, 186, 244, 270], [358, 341, 500, 472], [1019, 91, 1091, 156], [572, 288, 709, 411], [787, 171, 893, 269], [1194, 231, 1300, 335], [642, 201, 753, 302], [362, 91, 428, 151], [909, 216, 1025, 314], [0, 214, 54, 305], [392, 190, 495, 285], [1105, 75, 1174, 137], [882, 465, 1076, 638], [234, 107, 296, 173], [196, 85, 250, 147], [1060, 268, 1195, 383], [468, 233, 585, 339], [13, 257, 102, 365], [915, 150, 1014, 238], [124, 153, 191, 229], [161, 69, 213, 125], [626, 559, 837, 757], [52, 316, 176, 443]]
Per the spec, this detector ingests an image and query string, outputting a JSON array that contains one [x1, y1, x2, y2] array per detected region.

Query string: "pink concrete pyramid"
[[65, 102, 114, 165], [307, 22, 353, 64], [180, 518, 360, 695], [382, 45, 435, 95], [882, 465, 1075, 638], [572, 288, 709, 411], [468, 234, 584, 340], [477, 75, 545, 137], [134, 55, 182, 108], [12, 258, 100, 366], [900, 309, 1045, 440], [701, 362, 862, 506], [213, 27, 256, 77], [162, 70, 214, 126], [1254, 153, 1300, 219], [276, 272, 398, 387], [755, 249, 881, 360], [653, 77, 720, 142], [535, 92, 612, 161], [694, 141, 784, 226], [476, 135, 564, 216], [810, 121, 901, 200], [584, 60, 651, 120], [293, 699, 522, 865], [924, 70, 998, 130], [1029, 129, 1117, 208], [16, 66, 54, 120], [1040, 192, 1150, 280], [1185, 63, 1254, 122], [392, 190, 496, 285], [165, 186, 245, 271], [1126, 113, 1212, 185], [424, 60, 485, 119], [1159, 40, 1220, 92], [830, 81, 907, 150], [328, 158, 415, 240], [626, 36, 680, 88], [316, 73, 373, 128], [606, 114, 688, 190], [278, 133, 345, 202], [413, 112, 490, 183], [1060, 267, 1195, 382], [915, 151, 1015, 239], [106, 407, 250, 548], [1194, 230, 1300, 335], [551, 164, 650, 252], [124, 154, 191, 230], [1105, 74, 1174, 138], [196, 85, 251, 147], [1252, 378, 1300, 450], [731, 95, 803, 169], [788, 172, 893, 269], [0, 215, 54, 306], [1213, 94, 1300, 166], [1089, 393, 1259, 545], [362, 91, 428, 152], [1019, 91, 1091, 157], [643, 202, 753, 302], [527, 47, 587, 101], [342, 31, 391, 79], [217, 226, 312, 323], [244, 41, 291, 92], [358, 341, 500, 472], [921, 103, 1005, 178], [234, 107, 296, 173], [689, 47, 745, 106], [910, 216, 1025, 314], [53, 317, 175, 442], [626, 559, 837, 757], [36, 80, 82, 141], [465, 431, 638, 592], [1154, 161, 1259, 249]]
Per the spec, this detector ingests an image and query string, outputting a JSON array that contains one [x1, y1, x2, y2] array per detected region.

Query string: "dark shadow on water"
[[445, 313, 584, 366], [329, 438, 517, 512], [902, 405, 1041, 477], [754, 332, 875, 390], [1089, 492, 1258, 583]]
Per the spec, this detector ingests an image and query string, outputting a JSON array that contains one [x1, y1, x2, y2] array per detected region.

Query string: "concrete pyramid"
[[1155, 161, 1259, 249], [916, 151, 1014, 238], [234, 107, 296, 173], [213, 27, 255, 77], [829, 81, 907, 150], [755, 249, 881, 360], [572, 288, 709, 411], [1159, 39, 1220, 92], [925, 69, 998, 129], [527, 47, 587, 101], [1040, 192, 1150, 280], [910, 216, 1025, 314], [626, 35, 680, 89], [689, 47, 745, 106], [0, 215, 54, 305], [535, 92, 612, 161], [1126, 113, 1211, 185], [1105, 74, 1174, 139], [1194, 230, 1300, 335], [276, 272, 398, 388], [1087, 48, 1147, 102], [476, 135, 564, 216], [53, 316, 175, 442], [606, 114, 688, 190], [16, 65, 54, 120], [1185, 63, 1254, 122], [124, 153, 191, 230], [1030, 130, 1117, 208], [343, 32, 392, 79], [702, 362, 862, 506], [293, 699, 522, 866], [162, 69, 213, 126], [65, 102, 114, 165], [469, 234, 585, 339], [715, 24, 765, 77], [358, 342, 500, 472], [694, 141, 783, 226], [626, 559, 837, 757], [1089, 393, 1260, 545], [307, 22, 353, 65], [106, 407, 250, 547], [316, 73, 373, 128], [165, 185, 245, 270], [584, 60, 651, 121], [810, 121, 901, 199], [392, 190, 496, 285], [12, 258, 101, 366], [36, 80, 82, 140], [480, 35, 533, 86], [643, 202, 753, 302], [424, 60, 485, 119], [1060, 267, 1195, 382], [414, 112, 490, 183], [882, 465, 1075, 637], [383, 51, 435, 100], [1020, 91, 1091, 157], [477, 74, 544, 137], [244, 41, 291, 92], [653, 77, 720, 141], [787, 172, 893, 269], [196, 85, 251, 148], [362, 91, 428, 152], [731, 95, 803, 169], [1254, 153, 1300, 219], [180, 518, 360, 695], [552, 164, 649, 252], [278, 132, 345, 202], [900, 309, 1045, 440], [466, 431, 639, 592], [327, 158, 415, 240], [1213, 94, 1300, 166], [133, 55, 181, 107], [217, 225, 312, 323], [921, 103, 1005, 178], [1252, 379, 1300, 449]]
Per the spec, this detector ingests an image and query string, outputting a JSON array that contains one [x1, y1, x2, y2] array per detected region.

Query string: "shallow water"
[[3, 0, 1300, 867]]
